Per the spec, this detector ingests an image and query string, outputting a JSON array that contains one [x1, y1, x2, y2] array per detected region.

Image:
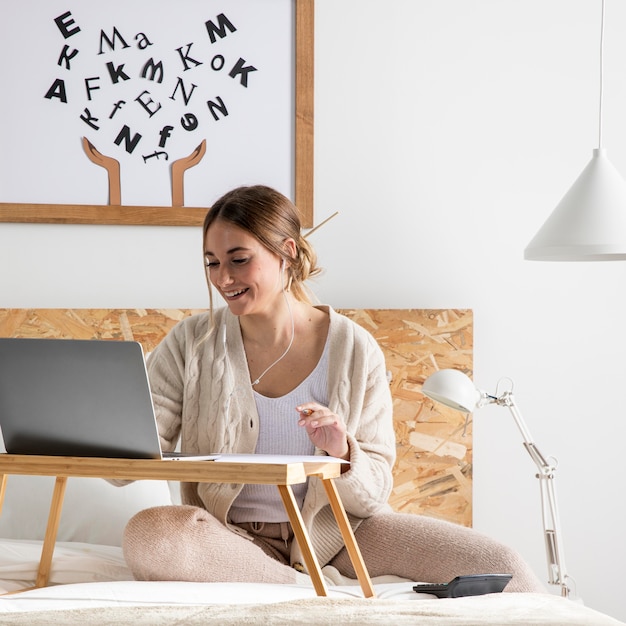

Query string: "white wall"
[[1, 1, 625, 620]]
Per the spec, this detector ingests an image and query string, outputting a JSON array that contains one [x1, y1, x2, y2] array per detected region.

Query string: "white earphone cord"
[[251, 263, 295, 386]]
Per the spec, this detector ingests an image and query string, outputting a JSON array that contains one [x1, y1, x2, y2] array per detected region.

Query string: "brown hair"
[[203, 185, 322, 309]]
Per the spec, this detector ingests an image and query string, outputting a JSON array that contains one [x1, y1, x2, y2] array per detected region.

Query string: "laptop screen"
[[0, 338, 163, 458]]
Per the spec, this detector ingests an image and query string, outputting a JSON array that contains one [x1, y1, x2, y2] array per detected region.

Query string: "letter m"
[[205, 13, 236, 44], [141, 58, 164, 83], [98, 27, 130, 54]]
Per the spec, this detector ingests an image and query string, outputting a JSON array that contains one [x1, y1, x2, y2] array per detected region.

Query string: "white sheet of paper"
[[214, 454, 349, 464]]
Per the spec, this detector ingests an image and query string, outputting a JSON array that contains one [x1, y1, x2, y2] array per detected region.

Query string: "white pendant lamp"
[[525, 0, 626, 261]]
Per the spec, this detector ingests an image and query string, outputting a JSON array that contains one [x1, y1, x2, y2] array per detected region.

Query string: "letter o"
[[211, 54, 225, 71]]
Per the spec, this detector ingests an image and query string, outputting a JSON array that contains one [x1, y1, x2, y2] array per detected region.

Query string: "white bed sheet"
[[0, 539, 133, 594], [0, 538, 415, 609], [0, 580, 423, 614]]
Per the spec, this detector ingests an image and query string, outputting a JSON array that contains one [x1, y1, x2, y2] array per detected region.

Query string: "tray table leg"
[[35, 476, 68, 588], [322, 477, 375, 598], [277, 484, 328, 597], [0, 474, 7, 516]]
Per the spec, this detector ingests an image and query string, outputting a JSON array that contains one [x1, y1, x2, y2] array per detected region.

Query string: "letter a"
[[44, 79, 68, 103]]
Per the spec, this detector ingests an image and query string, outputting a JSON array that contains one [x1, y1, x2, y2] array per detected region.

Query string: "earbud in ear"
[[281, 259, 286, 271]]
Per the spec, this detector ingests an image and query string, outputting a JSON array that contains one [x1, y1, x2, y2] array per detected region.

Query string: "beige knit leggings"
[[122, 505, 545, 593]]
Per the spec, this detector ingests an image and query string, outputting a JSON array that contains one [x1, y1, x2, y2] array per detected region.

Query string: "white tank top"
[[228, 339, 329, 523]]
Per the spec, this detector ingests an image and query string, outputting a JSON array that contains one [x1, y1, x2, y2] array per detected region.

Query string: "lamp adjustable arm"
[[485, 390, 571, 597]]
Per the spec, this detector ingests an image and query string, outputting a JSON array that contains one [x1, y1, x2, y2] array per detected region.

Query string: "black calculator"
[[413, 574, 512, 598]]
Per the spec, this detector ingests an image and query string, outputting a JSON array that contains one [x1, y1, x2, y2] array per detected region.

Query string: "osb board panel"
[[337, 309, 473, 527], [0, 307, 473, 527], [0, 309, 205, 353]]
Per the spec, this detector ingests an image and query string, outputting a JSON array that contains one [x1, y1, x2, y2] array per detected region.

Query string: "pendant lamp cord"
[[598, 0, 606, 149]]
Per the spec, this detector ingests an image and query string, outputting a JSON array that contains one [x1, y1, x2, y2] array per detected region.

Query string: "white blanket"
[[0, 540, 623, 625], [0, 585, 623, 625]]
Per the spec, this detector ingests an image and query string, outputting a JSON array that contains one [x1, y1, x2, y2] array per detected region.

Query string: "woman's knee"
[[123, 505, 225, 581]]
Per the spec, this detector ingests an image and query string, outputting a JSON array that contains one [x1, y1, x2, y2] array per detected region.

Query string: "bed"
[[0, 308, 623, 625]]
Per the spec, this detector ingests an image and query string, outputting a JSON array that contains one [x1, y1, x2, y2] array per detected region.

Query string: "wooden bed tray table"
[[0, 454, 374, 598]]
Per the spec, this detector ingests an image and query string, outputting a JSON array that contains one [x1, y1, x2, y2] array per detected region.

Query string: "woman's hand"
[[295, 403, 350, 460]]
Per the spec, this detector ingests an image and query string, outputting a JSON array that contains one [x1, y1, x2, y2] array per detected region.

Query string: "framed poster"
[[0, 0, 314, 226]]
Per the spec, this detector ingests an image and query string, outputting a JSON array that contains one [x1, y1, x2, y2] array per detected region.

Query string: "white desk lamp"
[[422, 369, 572, 598]]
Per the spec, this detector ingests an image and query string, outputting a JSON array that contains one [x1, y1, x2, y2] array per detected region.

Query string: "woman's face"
[[204, 219, 283, 317]]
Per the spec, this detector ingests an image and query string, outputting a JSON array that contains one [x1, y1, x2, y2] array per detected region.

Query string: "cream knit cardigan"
[[147, 305, 396, 570]]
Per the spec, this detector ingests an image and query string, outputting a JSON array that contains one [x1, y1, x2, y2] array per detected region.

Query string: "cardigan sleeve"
[[146, 313, 211, 454], [326, 314, 397, 519], [146, 324, 187, 453]]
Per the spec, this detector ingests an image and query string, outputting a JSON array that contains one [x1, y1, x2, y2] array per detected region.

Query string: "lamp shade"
[[525, 149, 626, 261], [421, 369, 481, 413]]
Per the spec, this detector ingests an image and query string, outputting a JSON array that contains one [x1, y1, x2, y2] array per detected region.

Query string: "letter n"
[[114, 125, 142, 153], [206, 96, 228, 121], [170, 77, 197, 105]]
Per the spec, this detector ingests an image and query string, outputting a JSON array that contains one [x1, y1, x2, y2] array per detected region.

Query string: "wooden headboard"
[[0, 308, 473, 527]]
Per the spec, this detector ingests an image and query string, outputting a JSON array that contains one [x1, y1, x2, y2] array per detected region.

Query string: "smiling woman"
[[116, 185, 545, 594]]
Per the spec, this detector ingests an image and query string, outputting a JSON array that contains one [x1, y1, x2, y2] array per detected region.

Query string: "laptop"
[[0, 337, 218, 460]]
